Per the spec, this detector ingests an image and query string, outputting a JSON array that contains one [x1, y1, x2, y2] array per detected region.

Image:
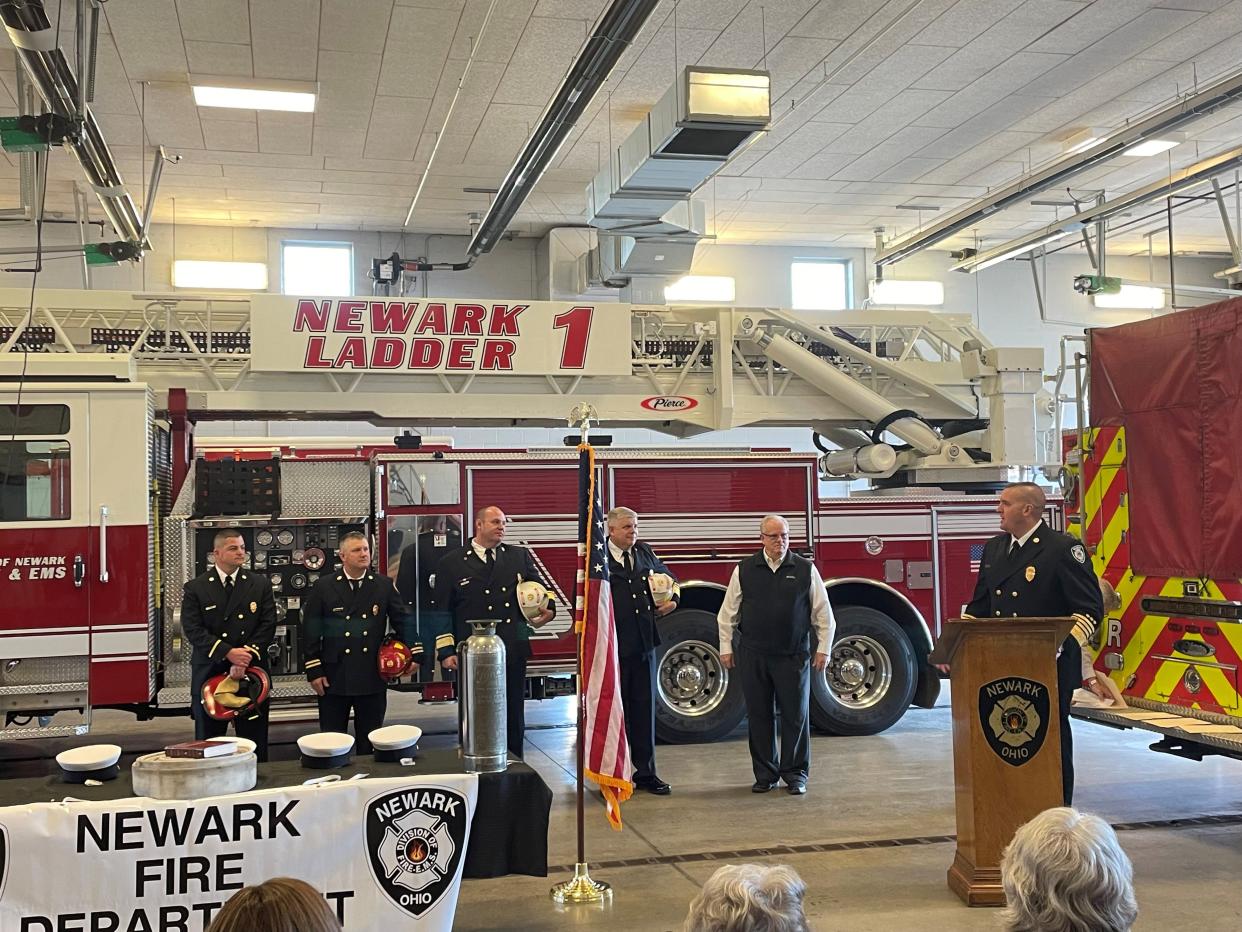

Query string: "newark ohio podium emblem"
[[365, 786, 468, 917], [978, 676, 1050, 766]]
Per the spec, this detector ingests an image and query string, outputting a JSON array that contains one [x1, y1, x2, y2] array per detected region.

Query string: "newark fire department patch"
[[1070, 544, 1087, 564], [978, 677, 1050, 767], [365, 786, 468, 918]]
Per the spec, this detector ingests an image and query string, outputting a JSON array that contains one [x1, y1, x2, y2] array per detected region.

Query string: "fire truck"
[[1068, 295, 1242, 761], [0, 287, 1058, 743]]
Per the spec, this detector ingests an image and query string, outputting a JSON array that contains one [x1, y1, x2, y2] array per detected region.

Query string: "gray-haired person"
[[683, 863, 809, 932], [1001, 807, 1138, 932]]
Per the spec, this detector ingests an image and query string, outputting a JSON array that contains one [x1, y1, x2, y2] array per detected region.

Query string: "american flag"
[[969, 542, 985, 573], [577, 443, 633, 829]]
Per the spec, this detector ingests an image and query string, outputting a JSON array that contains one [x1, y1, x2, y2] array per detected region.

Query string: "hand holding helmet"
[[516, 575, 554, 627]]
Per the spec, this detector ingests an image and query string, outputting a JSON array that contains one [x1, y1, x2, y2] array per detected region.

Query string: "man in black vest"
[[718, 515, 834, 795], [964, 482, 1104, 806], [606, 506, 679, 796], [435, 506, 555, 759], [303, 531, 421, 754], [181, 528, 276, 761]]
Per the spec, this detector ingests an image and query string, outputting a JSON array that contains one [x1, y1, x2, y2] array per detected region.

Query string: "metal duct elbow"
[[1, 0, 144, 244]]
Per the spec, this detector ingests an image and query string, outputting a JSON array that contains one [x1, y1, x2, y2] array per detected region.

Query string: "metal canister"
[[458, 620, 508, 773]]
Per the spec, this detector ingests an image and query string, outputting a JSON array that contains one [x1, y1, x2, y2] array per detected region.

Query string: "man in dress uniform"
[[435, 506, 555, 759], [302, 531, 421, 754], [181, 528, 276, 761], [964, 481, 1105, 806], [718, 515, 833, 795], [606, 506, 679, 795], [396, 516, 462, 681]]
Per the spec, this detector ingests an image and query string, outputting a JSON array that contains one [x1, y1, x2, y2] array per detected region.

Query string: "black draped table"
[[0, 748, 551, 878]]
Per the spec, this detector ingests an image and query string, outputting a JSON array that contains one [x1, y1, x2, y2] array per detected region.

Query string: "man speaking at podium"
[[965, 482, 1104, 805]]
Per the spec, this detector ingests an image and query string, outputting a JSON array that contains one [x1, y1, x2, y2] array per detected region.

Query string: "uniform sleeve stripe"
[[305, 659, 322, 668]]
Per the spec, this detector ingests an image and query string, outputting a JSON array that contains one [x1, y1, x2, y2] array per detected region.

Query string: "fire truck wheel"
[[810, 605, 916, 736], [653, 609, 746, 744]]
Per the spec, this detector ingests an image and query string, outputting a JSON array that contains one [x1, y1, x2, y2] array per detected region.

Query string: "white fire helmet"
[[516, 578, 550, 621], [648, 572, 675, 604]]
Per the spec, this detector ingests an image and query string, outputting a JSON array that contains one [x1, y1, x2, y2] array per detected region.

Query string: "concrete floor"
[[5, 691, 1242, 931]]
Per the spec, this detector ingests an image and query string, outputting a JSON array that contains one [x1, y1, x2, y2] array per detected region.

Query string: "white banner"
[[250, 295, 631, 376], [0, 774, 478, 930]]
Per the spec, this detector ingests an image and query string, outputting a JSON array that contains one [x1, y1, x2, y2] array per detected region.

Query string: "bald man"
[[964, 481, 1104, 805]]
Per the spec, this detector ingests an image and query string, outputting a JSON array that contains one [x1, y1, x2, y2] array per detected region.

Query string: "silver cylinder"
[[820, 443, 898, 477], [459, 620, 508, 773]]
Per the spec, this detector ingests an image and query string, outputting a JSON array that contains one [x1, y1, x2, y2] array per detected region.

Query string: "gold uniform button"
[[1011, 591, 1018, 597], [238, 613, 244, 619], [1012, 613, 1018, 617], [484, 589, 490, 595], [345, 648, 351, 654], [501, 586, 507, 593], [995, 611, 1001, 616], [995, 589, 1002, 596], [346, 616, 351, 620], [345, 632, 350, 637], [363, 647, 369, 653], [363, 630, 369, 636]]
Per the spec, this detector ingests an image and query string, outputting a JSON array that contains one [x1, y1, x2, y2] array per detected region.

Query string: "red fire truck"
[[1068, 295, 1242, 761], [0, 288, 1057, 742]]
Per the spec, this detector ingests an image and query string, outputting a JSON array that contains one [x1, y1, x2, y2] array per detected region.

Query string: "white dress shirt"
[[470, 539, 495, 561], [717, 552, 835, 655], [1010, 520, 1042, 552], [214, 567, 237, 586], [607, 540, 630, 566]]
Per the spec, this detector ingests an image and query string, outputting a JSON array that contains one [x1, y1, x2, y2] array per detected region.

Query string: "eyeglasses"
[[760, 532, 789, 540]]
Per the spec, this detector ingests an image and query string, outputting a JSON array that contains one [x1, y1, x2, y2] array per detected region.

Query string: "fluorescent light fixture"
[[173, 260, 269, 290], [664, 274, 736, 302], [1123, 135, 1183, 157], [869, 279, 944, 305], [190, 75, 316, 113], [1093, 284, 1165, 310], [970, 230, 1076, 272], [686, 68, 770, 121]]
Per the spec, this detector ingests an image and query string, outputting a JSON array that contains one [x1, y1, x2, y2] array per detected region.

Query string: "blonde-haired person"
[[684, 863, 809, 932], [207, 877, 341, 932], [1001, 807, 1138, 932]]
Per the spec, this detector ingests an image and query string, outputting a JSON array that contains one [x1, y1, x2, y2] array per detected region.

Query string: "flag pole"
[[551, 404, 611, 905]]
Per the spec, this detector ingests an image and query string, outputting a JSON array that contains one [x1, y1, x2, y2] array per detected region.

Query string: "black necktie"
[[224, 575, 234, 595], [1008, 539, 1019, 557], [623, 550, 633, 574], [349, 578, 360, 593], [485, 548, 495, 566]]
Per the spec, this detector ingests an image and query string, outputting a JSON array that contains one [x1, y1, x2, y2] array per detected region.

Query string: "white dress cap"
[[56, 744, 122, 772], [297, 732, 355, 758], [368, 724, 422, 756]]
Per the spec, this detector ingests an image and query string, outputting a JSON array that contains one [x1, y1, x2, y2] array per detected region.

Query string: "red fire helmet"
[[201, 667, 271, 721], [378, 637, 415, 680]]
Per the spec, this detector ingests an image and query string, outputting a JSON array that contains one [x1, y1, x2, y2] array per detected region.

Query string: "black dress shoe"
[[752, 781, 778, 793], [635, 777, 672, 796], [786, 783, 806, 795]]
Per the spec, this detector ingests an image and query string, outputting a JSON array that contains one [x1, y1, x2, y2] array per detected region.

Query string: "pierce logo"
[[978, 676, 1050, 767], [640, 395, 698, 412], [365, 786, 468, 917]]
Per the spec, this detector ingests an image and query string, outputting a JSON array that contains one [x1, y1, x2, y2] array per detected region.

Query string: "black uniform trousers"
[[190, 661, 270, 762], [738, 650, 810, 786], [1057, 638, 1081, 806], [319, 691, 388, 754], [619, 651, 657, 781]]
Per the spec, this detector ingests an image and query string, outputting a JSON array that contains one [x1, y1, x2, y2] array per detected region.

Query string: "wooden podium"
[[928, 616, 1075, 907]]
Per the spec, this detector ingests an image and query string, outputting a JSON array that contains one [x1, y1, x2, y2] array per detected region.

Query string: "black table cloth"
[[0, 747, 551, 878]]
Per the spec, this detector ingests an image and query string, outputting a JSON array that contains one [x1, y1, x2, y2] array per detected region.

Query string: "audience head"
[[207, 877, 341, 932], [1001, 807, 1138, 932], [683, 863, 809, 932]]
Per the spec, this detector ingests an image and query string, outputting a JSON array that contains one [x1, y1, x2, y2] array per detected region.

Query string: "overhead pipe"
[[403, 0, 661, 273], [1, 0, 145, 244], [877, 67, 1242, 267]]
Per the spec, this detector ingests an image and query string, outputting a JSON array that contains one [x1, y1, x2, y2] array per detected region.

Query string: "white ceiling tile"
[[201, 120, 259, 152], [312, 134, 366, 158], [315, 51, 382, 125], [320, 0, 398, 53], [492, 17, 587, 106], [914, 0, 1027, 48], [875, 157, 947, 183], [364, 97, 431, 160], [792, 0, 904, 41], [917, 52, 1067, 128], [474, 0, 539, 64], [748, 122, 851, 176], [828, 125, 952, 182], [144, 84, 207, 149], [176, 0, 250, 44], [812, 45, 956, 124], [186, 42, 254, 78], [828, 0, 959, 85], [104, 0, 189, 79], [1030, 1, 1201, 55], [258, 113, 314, 155], [250, 0, 320, 81], [532, 0, 609, 19], [1122, 0, 1242, 62], [377, 6, 459, 98]]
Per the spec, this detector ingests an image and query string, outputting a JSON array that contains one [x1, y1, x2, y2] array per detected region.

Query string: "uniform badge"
[[249, 601, 257, 613], [1024, 566, 1036, 582], [365, 785, 469, 918], [978, 676, 1050, 767], [1071, 543, 1088, 564]]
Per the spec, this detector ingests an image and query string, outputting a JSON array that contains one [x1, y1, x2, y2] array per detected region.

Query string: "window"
[[0, 441, 71, 521], [281, 242, 354, 296], [0, 404, 69, 434], [386, 462, 461, 508], [791, 259, 851, 310]]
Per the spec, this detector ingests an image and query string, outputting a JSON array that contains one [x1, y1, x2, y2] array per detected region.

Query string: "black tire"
[[653, 608, 746, 744], [810, 605, 916, 736]]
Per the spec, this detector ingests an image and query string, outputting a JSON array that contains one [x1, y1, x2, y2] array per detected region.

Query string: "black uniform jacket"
[[607, 541, 679, 658], [181, 569, 277, 669], [302, 571, 423, 695], [965, 522, 1103, 633], [433, 543, 555, 662], [396, 526, 463, 612]]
